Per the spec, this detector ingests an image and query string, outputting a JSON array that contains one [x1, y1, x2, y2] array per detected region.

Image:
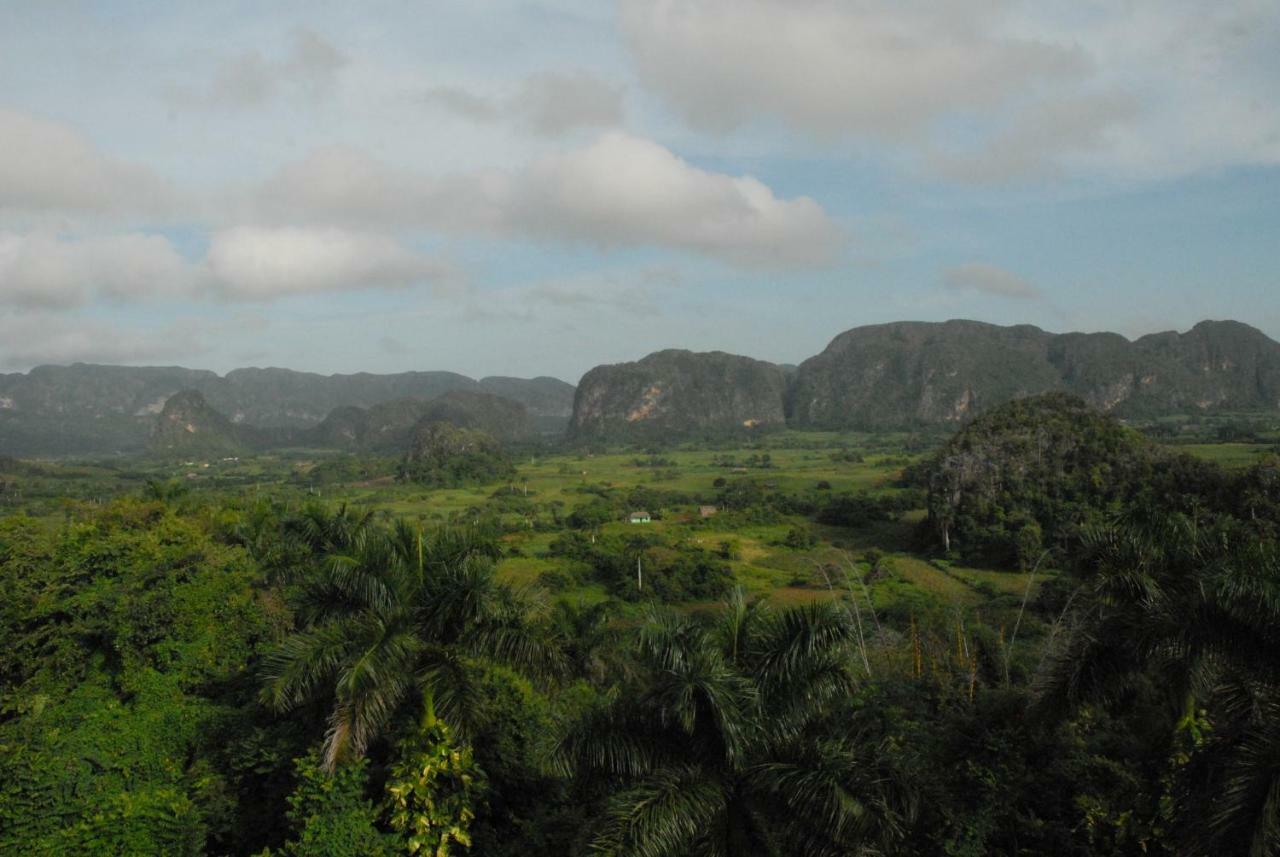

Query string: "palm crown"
[[259, 506, 557, 771], [555, 589, 911, 856]]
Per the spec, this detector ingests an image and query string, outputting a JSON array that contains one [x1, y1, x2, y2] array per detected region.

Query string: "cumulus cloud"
[[0, 108, 171, 215], [619, 0, 1084, 139], [422, 70, 624, 137], [0, 227, 451, 308], [0, 232, 195, 308], [205, 227, 452, 300], [253, 133, 841, 269], [505, 132, 840, 268], [944, 262, 1041, 299]]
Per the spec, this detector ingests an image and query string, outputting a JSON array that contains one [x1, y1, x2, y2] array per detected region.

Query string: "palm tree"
[[555, 590, 912, 856], [1036, 504, 1280, 855], [259, 513, 558, 771]]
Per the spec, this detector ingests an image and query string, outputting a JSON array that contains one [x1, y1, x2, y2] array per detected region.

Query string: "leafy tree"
[[272, 751, 394, 857], [384, 708, 484, 856], [0, 500, 279, 855]]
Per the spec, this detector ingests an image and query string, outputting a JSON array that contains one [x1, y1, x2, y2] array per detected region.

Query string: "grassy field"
[[1172, 441, 1276, 468], [23, 426, 1267, 633]]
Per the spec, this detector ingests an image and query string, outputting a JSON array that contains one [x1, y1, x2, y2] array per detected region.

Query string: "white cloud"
[[944, 262, 1041, 299], [205, 226, 451, 300], [506, 132, 840, 268], [619, 0, 1084, 139], [254, 133, 841, 269], [0, 232, 195, 308], [0, 108, 171, 215]]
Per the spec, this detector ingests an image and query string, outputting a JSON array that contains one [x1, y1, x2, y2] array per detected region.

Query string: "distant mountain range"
[[0, 365, 574, 456], [2, 319, 1277, 456]]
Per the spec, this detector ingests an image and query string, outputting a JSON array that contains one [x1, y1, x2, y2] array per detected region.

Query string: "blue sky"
[[1, 0, 1277, 381]]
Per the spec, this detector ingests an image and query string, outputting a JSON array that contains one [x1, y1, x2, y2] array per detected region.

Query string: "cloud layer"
[[620, 0, 1280, 181]]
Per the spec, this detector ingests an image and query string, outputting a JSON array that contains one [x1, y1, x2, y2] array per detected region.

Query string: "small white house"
[[629, 510, 652, 524]]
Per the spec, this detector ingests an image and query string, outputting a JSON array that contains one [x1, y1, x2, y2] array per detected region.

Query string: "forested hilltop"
[[3, 394, 1280, 855]]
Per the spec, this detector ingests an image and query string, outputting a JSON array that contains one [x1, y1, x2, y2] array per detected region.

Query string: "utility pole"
[[637, 555, 643, 592]]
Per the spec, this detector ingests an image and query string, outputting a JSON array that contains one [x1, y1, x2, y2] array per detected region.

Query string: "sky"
[[1, 0, 1278, 382]]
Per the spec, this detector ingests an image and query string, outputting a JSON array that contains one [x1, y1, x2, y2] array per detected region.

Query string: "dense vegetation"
[[397, 423, 516, 488], [3, 396, 1280, 854]]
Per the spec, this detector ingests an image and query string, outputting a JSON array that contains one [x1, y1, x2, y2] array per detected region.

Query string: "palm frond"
[[258, 620, 360, 712], [589, 767, 726, 857]]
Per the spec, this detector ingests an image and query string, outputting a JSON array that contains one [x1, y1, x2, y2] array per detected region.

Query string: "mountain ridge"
[[0, 363, 574, 456], [3, 319, 1278, 455]]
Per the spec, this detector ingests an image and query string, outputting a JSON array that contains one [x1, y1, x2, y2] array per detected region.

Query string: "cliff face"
[[1124, 321, 1280, 415], [787, 321, 1062, 429], [569, 350, 787, 441], [0, 365, 219, 455], [788, 320, 1280, 429], [148, 390, 247, 457]]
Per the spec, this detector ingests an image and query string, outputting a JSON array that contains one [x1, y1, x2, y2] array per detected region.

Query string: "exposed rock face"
[[788, 321, 1060, 429], [0, 364, 573, 455], [789, 320, 1280, 429], [570, 350, 788, 441], [1124, 321, 1280, 414], [148, 390, 248, 457], [0, 365, 218, 456]]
